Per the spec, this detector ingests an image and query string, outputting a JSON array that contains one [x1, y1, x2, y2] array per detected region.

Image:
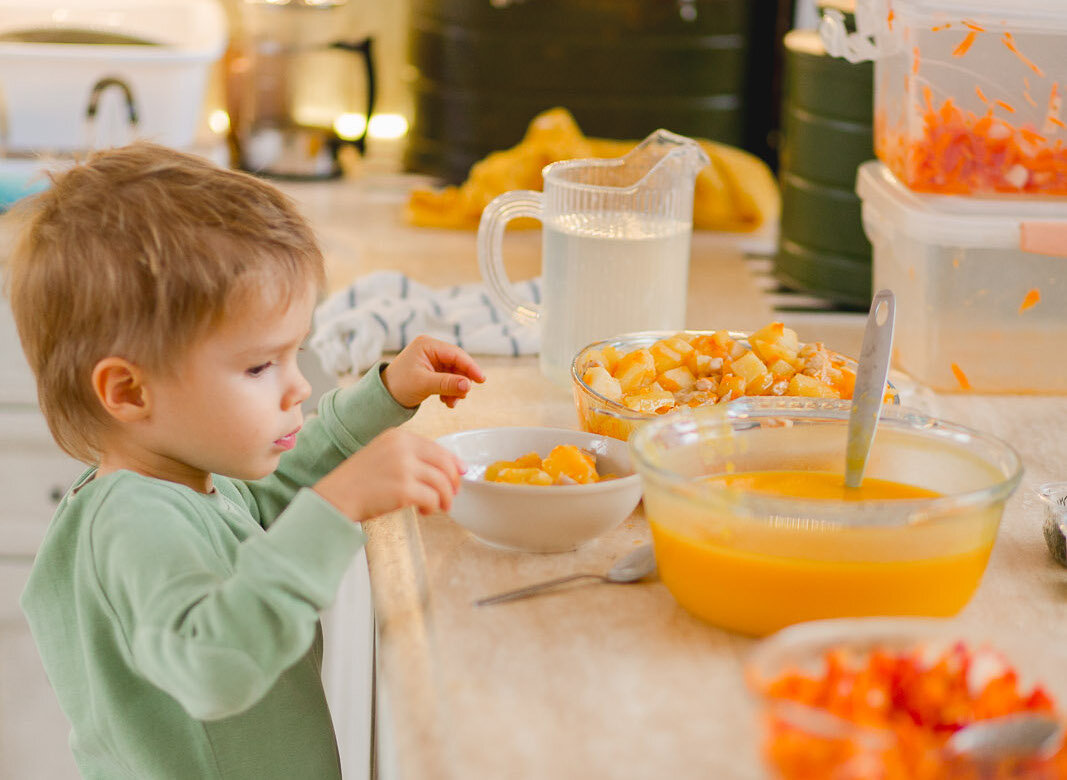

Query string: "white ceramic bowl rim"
[[628, 397, 1023, 527], [438, 427, 640, 494]]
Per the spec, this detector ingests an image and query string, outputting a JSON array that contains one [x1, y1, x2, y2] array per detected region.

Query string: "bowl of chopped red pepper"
[[745, 617, 1067, 779]]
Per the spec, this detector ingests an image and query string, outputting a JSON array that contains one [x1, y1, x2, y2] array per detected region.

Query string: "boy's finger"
[[434, 372, 471, 399], [429, 342, 486, 383]]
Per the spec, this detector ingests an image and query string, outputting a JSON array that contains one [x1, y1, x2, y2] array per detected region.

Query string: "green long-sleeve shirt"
[[21, 366, 414, 779]]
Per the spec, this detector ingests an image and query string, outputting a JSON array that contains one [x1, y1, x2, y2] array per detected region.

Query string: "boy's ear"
[[91, 357, 151, 422]]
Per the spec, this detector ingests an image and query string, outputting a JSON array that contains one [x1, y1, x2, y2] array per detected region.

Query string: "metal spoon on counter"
[[844, 289, 896, 489], [474, 544, 656, 607], [945, 713, 1064, 764]]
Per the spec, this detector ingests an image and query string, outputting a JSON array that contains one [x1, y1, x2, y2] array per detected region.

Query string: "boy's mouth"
[[273, 426, 301, 451]]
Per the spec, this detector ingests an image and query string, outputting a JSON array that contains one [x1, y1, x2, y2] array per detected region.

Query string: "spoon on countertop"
[[844, 289, 896, 489], [945, 713, 1064, 764], [474, 544, 656, 606]]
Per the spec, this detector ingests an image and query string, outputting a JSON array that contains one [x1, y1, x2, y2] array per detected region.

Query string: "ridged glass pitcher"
[[477, 129, 709, 385]]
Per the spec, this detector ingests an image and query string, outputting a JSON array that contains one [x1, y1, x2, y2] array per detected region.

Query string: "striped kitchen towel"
[[310, 270, 542, 376]]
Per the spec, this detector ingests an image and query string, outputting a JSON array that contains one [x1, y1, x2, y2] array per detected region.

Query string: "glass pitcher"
[[477, 129, 710, 385]]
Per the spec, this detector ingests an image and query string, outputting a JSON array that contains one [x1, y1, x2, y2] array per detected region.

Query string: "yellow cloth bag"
[[405, 108, 780, 233]]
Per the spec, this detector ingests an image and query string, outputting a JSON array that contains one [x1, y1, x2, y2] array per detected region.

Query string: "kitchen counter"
[[280, 174, 1067, 779]]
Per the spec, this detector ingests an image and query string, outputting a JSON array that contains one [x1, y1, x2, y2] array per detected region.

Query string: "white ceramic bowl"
[[437, 426, 643, 553]]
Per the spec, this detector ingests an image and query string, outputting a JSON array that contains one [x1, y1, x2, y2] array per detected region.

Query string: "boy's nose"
[[283, 370, 312, 410]]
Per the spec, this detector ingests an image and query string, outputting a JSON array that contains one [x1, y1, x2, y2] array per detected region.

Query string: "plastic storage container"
[[822, 0, 1067, 195], [0, 0, 226, 153], [858, 160, 1067, 393]]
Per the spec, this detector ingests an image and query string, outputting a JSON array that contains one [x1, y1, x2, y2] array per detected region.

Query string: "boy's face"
[[140, 280, 316, 487]]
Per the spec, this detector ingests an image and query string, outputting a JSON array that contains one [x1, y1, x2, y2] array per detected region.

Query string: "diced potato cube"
[[602, 345, 622, 373], [664, 336, 695, 358], [658, 366, 697, 392], [685, 352, 713, 377], [622, 387, 676, 414], [728, 341, 747, 360], [731, 350, 770, 387], [747, 372, 775, 395], [717, 374, 747, 401], [786, 373, 840, 398], [581, 349, 608, 371], [613, 348, 656, 393], [583, 366, 623, 402], [768, 359, 795, 379], [650, 340, 685, 374], [495, 467, 553, 486], [710, 330, 736, 355], [749, 322, 800, 364], [542, 444, 599, 484]]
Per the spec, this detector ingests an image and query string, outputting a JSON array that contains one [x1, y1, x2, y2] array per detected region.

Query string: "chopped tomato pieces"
[[760, 643, 1067, 779]]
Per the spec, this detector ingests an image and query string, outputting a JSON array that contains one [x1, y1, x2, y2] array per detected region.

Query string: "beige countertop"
[[281, 175, 1067, 780]]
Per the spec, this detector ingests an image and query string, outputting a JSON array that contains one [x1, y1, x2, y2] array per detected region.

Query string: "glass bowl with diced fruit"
[[436, 426, 643, 553], [571, 322, 896, 441], [745, 618, 1067, 779]]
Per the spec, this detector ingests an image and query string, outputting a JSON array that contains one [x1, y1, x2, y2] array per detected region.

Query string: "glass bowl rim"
[[627, 397, 1023, 526], [570, 329, 899, 422]]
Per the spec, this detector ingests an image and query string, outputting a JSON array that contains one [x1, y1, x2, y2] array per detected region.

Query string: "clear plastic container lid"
[[893, 0, 1067, 29], [857, 161, 1067, 251]]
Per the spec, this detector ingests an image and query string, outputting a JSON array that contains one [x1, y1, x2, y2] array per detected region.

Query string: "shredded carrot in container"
[[974, 86, 989, 104], [951, 363, 972, 391], [931, 23, 952, 32], [760, 643, 1067, 780], [876, 90, 1067, 194], [1003, 32, 1045, 78], [1019, 288, 1041, 313], [962, 19, 986, 32], [912, 46, 921, 75], [952, 31, 977, 57]]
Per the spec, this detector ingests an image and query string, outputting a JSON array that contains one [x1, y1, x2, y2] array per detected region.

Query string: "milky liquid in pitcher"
[[540, 212, 691, 385]]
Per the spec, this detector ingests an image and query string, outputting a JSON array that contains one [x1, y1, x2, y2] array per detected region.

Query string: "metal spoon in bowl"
[[844, 289, 896, 489], [945, 713, 1064, 763], [474, 544, 656, 606]]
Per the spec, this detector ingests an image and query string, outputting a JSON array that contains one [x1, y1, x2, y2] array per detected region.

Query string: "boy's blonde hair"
[[3, 142, 325, 464]]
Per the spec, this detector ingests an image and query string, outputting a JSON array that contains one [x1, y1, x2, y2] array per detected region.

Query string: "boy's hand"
[[381, 335, 486, 409], [313, 429, 465, 521]]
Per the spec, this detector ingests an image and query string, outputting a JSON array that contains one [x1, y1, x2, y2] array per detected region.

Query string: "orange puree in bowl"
[[648, 471, 995, 637]]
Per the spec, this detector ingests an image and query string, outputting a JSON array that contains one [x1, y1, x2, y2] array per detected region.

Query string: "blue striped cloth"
[[311, 271, 542, 376]]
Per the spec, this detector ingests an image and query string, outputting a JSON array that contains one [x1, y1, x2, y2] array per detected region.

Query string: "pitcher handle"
[[477, 190, 542, 326], [330, 37, 377, 156]]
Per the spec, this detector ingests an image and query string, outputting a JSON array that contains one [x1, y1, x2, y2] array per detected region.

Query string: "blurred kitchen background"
[[0, 1, 866, 777]]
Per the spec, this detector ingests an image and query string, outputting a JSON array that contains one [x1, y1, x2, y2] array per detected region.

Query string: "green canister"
[[774, 20, 873, 309]]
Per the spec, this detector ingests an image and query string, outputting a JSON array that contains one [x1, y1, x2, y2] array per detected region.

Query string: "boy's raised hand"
[[313, 428, 465, 520], [381, 335, 486, 409]]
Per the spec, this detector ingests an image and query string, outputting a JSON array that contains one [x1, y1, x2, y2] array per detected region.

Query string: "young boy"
[[4, 142, 484, 779]]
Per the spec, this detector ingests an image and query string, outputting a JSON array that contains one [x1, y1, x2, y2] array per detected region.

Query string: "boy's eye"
[[247, 361, 274, 377]]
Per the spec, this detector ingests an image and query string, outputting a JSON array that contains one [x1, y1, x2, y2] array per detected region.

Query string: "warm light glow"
[[208, 109, 230, 135], [333, 112, 367, 140], [368, 113, 409, 139]]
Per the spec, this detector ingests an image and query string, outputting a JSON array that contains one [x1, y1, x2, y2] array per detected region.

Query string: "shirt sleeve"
[[241, 362, 417, 526], [90, 484, 365, 721]]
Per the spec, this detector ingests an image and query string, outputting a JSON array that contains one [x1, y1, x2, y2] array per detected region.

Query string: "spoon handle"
[[474, 573, 606, 606], [845, 289, 896, 489]]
